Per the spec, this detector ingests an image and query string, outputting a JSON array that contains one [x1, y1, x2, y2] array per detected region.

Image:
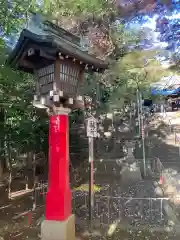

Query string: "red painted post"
[[45, 111, 71, 221]]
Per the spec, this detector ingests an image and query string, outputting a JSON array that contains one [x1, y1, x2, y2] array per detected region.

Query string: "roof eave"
[[7, 29, 108, 71]]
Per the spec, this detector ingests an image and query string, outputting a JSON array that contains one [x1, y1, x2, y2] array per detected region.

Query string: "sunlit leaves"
[[0, 0, 29, 36], [40, 0, 116, 18], [102, 48, 177, 110]]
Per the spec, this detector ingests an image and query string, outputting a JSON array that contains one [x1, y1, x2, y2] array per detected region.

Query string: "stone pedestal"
[[120, 141, 142, 183], [121, 163, 142, 183], [41, 214, 75, 240], [126, 141, 135, 164]]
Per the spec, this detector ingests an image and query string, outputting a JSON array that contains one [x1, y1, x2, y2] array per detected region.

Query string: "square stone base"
[[41, 214, 75, 240], [121, 163, 142, 183]]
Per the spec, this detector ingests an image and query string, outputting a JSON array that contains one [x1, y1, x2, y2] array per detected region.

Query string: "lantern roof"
[[7, 13, 108, 73]]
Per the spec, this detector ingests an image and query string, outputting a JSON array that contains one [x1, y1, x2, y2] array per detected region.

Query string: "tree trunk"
[[0, 108, 5, 182], [0, 160, 3, 179], [26, 151, 33, 189]]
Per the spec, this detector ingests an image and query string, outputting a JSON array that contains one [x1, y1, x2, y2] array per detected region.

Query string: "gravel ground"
[[73, 169, 168, 232]]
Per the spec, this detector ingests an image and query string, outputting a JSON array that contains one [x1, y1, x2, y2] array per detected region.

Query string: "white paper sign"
[[87, 117, 97, 138]]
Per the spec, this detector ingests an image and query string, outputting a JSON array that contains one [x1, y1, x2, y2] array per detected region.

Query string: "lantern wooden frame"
[[33, 57, 85, 108]]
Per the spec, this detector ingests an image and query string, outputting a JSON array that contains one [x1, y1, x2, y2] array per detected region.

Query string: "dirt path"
[[0, 183, 44, 240]]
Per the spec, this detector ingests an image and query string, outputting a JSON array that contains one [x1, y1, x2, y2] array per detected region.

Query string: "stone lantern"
[[7, 13, 108, 240]]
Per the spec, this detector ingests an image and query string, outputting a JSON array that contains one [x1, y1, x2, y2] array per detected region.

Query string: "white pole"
[[140, 92, 146, 177], [88, 136, 94, 231], [137, 89, 141, 136]]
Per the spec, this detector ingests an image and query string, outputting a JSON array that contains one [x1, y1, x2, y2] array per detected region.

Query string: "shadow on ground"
[[1, 116, 180, 239]]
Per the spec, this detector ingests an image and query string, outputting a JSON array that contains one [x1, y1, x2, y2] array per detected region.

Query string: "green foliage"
[[0, 65, 49, 154], [97, 49, 176, 110], [0, 0, 30, 36], [0, 43, 48, 159], [0, 0, 50, 161]]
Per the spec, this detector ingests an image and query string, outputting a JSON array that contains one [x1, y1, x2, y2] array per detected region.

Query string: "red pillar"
[[45, 109, 71, 221]]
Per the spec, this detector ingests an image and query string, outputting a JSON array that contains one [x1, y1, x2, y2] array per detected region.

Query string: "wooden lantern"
[[7, 13, 108, 109]]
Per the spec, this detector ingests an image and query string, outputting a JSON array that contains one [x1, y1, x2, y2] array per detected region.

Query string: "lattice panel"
[[39, 74, 54, 94], [37, 64, 55, 94], [37, 64, 55, 78], [59, 63, 80, 96]]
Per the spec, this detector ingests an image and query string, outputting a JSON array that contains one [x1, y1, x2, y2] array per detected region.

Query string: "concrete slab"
[[41, 214, 75, 240]]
